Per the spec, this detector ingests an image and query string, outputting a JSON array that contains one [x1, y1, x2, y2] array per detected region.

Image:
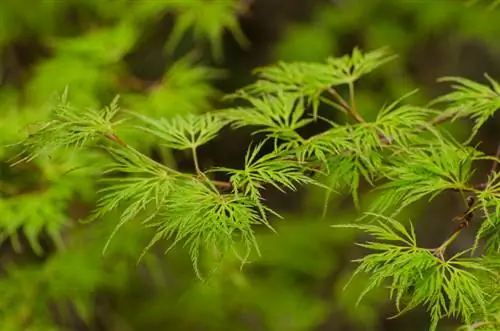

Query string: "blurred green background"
[[1, 1, 500, 330]]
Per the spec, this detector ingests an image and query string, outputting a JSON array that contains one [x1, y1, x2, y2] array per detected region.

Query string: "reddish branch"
[[103, 131, 233, 190], [491, 143, 500, 173], [105, 132, 127, 147], [432, 195, 476, 260], [324, 84, 500, 260], [327, 87, 365, 123], [434, 141, 500, 259], [103, 83, 497, 198]]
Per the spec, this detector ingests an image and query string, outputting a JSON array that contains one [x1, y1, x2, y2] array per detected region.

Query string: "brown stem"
[[327, 87, 365, 123], [327, 87, 362, 120], [470, 321, 491, 329], [211, 179, 232, 189], [433, 196, 475, 260], [320, 96, 348, 114], [101, 89, 475, 199], [469, 142, 500, 190], [326, 86, 397, 146], [490, 142, 500, 173], [430, 112, 455, 126], [103, 131, 232, 189], [105, 132, 127, 147]]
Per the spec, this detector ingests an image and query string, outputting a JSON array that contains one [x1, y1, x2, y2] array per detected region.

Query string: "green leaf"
[[433, 74, 500, 141], [373, 91, 438, 146], [134, 112, 227, 150], [474, 172, 500, 253], [13, 94, 125, 164], [216, 141, 316, 201], [336, 215, 491, 331], [371, 141, 482, 215], [223, 91, 312, 141], [91, 146, 177, 254], [142, 179, 266, 278], [242, 47, 396, 116]]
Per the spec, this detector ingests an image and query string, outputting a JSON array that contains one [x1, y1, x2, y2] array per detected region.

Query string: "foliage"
[[165, 0, 248, 59], [334, 215, 493, 331], [3, 1, 500, 330], [15, 43, 500, 330]]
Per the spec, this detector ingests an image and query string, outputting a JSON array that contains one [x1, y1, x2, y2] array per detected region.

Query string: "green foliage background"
[[1, 1, 500, 330]]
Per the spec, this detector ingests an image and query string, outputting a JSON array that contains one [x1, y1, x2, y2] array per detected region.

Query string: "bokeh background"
[[1, 1, 500, 330]]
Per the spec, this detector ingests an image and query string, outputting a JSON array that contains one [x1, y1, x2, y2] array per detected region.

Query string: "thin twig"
[[211, 179, 232, 189], [434, 141, 500, 259], [327, 88, 356, 116], [490, 142, 500, 173], [192, 146, 202, 175], [326, 87, 365, 123], [433, 196, 475, 260], [326, 85, 397, 146], [470, 321, 491, 329], [105, 132, 127, 147], [468, 141, 500, 191], [104, 131, 232, 189], [319, 96, 348, 114], [430, 112, 455, 126], [347, 81, 364, 123]]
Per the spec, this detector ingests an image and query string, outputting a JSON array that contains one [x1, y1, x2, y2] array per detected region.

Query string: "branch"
[[319, 96, 348, 114], [436, 142, 500, 258], [469, 141, 500, 191], [469, 321, 492, 329], [210, 179, 232, 189], [490, 142, 500, 173], [104, 132, 127, 147], [433, 196, 476, 260], [325, 84, 463, 145], [432, 140, 500, 259], [429, 112, 456, 126], [192, 146, 202, 174], [103, 131, 232, 190], [327, 87, 365, 123]]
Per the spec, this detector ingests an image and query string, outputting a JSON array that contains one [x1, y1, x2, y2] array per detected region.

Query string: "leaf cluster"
[[241, 47, 396, 116], [14, 93, 125, 164], [432, 75, 500, 141], [12, 45, 500, 331], [335, 215, 493, 331]]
